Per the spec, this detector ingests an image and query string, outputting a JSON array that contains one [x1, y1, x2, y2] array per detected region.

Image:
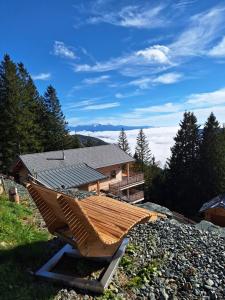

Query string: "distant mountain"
[[69, 124, 152, 132]]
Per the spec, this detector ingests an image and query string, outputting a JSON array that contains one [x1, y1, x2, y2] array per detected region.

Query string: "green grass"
[[127, 259, 161, 288], [0, 196, 61, 300]]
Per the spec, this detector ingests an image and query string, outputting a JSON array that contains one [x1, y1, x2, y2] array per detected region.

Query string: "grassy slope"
[[0, 196, 60, 300]]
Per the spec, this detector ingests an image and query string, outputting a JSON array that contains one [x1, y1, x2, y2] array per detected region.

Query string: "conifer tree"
[[135, 129, 151, 170], [118, 128, 131, 154], [167, 111, 200, 214], [0, 56, 45, 172], [42, 85, 71, 151], [73, 135, 82, 148], [0, 55, 24, 171], [199, 113, 225, 202], [17, 63, 43, 153]]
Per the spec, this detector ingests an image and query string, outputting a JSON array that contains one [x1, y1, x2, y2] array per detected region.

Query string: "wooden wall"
[[204, 208, 225, 227], [97, 164, 122, 191]]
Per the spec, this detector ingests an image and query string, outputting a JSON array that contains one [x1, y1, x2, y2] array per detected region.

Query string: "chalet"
[[200, 195, 225, 227], [12, 145, 145, 203]]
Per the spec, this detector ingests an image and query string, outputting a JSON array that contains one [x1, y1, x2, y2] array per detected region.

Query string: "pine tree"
[[118, 128, 131, 154], [0, 55, 24, 172], [167, 111, 200, 214], [42, 85, 71, 151], [73, 135, 82, 148], [135, 129, 151, 170], [0, 55, 45, 172], [85, 138, 95, 147], [199, 113, 225, 202], [17, 63, 43, 153]]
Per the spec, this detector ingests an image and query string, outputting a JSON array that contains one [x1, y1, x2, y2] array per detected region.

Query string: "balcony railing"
[[109, 173, 144, 191], [121, 191, 144, 203]]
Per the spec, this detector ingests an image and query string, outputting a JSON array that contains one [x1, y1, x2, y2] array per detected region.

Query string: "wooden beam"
[[127, 163, 130, 178], [97, 181, 100, 195]]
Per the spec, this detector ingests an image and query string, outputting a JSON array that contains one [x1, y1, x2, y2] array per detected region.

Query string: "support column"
[[127, 188, 130, 200], [97, 181, 100, 195], [127, 163, 130, 178]]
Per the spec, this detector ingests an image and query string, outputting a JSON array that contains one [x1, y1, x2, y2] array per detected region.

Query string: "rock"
[[205, 279, 214, 286], [195, 221, 225, 237], [160, 288, 169, 300], [138, 202, 173, 217]]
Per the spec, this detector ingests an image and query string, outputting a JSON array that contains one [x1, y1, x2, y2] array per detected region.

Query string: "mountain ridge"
[[69, 123, 152, 132]]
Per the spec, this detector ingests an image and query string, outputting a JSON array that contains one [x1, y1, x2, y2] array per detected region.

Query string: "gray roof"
[[18, 144, 134, 173], [36, 163, 107, 189], [199, 195, 225, 212]]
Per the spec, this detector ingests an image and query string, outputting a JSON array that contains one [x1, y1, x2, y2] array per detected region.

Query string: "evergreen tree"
[[0, 56, 45, 172], [0, 55, 24, 171], [17, 63, 43, 153], [42, 85, 71, 151], [167, 111, 200, 214], [135, 129, 151, 170], [72, 135, 82, 148], [85, 138, 95, 147], [199, 113, 225, 202], [0, 55, 81, 173], [118, 128, 131, 154]]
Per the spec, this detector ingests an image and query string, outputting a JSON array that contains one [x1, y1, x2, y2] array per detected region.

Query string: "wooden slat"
[[83, 196, 150, 219], [81, 202, 135, 227]]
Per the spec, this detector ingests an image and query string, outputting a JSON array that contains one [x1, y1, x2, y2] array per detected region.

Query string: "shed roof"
[[35, 163, 107, 189], [18, 144, 134, 173], [199, 195, 225, 212]]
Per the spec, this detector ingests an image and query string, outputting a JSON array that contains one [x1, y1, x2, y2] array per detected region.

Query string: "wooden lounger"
[[27, 182, 164, 257]]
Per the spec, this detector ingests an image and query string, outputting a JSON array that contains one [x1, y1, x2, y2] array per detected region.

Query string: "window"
[[110, 170, 117, 179]]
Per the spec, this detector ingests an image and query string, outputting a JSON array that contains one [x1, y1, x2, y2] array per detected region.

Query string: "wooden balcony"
[[121, 191, 144, 204], [109, 173, 144, 192]]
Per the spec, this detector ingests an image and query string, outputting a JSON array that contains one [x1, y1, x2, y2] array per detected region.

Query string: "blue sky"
[[1, 0, 225, 127]]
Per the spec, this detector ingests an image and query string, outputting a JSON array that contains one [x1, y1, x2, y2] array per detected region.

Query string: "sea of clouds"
[[77, 126, 179, 167]]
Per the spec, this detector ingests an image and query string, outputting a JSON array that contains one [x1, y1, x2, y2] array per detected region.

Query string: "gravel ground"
[[54, 219, 225, 300]]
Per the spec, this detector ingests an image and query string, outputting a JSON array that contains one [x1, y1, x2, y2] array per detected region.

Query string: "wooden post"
[[97, 181, 100, 195], [127, 163, 130, 178], [8, 187, 20, 204]]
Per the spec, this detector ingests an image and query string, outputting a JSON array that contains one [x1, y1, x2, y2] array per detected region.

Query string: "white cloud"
[[208, 36, 225, 57], [83, 75, 110, 85], [115, 90, 140, 99], [186, 87, 225, 107], [81, 102, 120, 110], [74, 45, 171, 75], [129, 72, 182, 89], [67, 99, 96, 109], [88, 4, 168, 29], [170, 6, 225, 57], [32, 73, 51, 80], [53, 41, 76, 59], [129, 77, 152, 89], [136, 45, 170, 64], [153, 72, 183, 84], [135, 102, 182, 113]]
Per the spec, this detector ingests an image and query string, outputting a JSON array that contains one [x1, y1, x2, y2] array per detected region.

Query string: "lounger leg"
[[34, 238, 129, 293]]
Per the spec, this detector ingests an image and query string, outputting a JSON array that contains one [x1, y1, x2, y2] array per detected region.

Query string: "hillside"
[[75, 134, 108, 147]]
